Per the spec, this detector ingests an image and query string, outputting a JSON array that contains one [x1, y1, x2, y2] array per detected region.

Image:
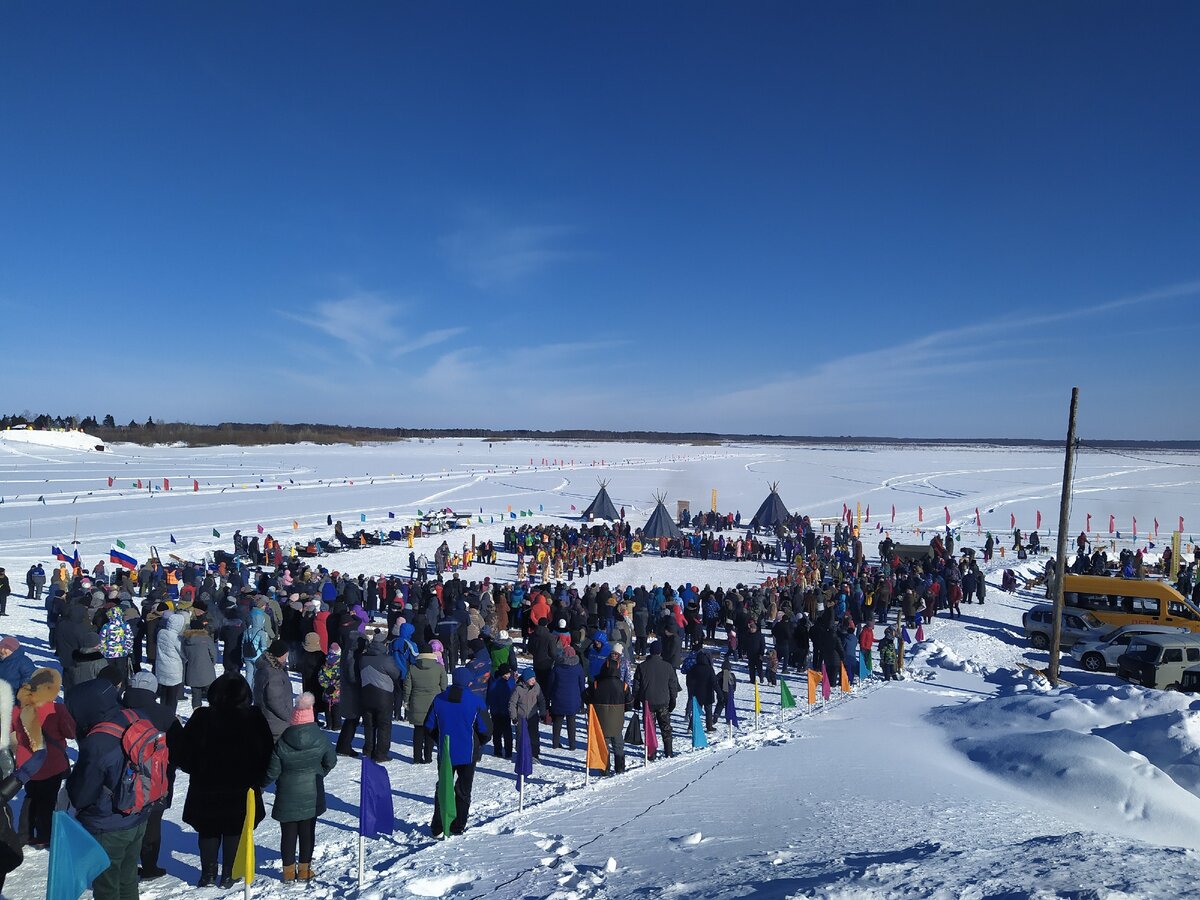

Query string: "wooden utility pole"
[[1048, 387, 1079, 687]]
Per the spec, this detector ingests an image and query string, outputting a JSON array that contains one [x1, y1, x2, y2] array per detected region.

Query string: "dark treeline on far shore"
[[3, 412, 1200, 451]]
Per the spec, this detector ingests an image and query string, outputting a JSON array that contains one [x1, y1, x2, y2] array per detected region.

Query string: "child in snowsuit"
[[878, 628, 898, 681]]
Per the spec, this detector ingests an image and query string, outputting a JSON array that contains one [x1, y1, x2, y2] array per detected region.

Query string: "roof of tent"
[[641, 494, 683, 540], [749, 483, 790, 528], [581, 481, 620, 520]]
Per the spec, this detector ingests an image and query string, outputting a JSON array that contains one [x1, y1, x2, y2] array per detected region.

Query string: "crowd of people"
[[0, 513, 1007, 899]]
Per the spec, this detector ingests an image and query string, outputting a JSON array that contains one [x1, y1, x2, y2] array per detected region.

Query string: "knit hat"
[[557, 618, 567, 629], [521, 668, 536, 683], [303, 632, 322, 653], [499, 630, 510, 640], [0, 637, 19, 653], [291, 692, 316, 725], [610, 642, 624, 656], [268, 639, 289, 658], [647, 640, 661, 656], [563, 646, 577, 658], [130, 671, 159, 693]]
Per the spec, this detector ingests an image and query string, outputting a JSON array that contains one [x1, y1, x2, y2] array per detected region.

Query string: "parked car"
[[1179, 664, 1200, 693], [1117, 634, 1200, 690], [1068, 624, 1190, 672], [1022, 604, 1107, 651]]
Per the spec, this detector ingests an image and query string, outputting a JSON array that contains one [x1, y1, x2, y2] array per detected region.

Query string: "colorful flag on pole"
[[918, 506, 923, 522], [858, 654, 869, 680], [114, 539, 126, 549], [644, 701, 660, 757], [360, 513, 367, 523], [820, 664, 831, 701], [163, 478, 170, 491], [1154, 518, 1159, 537], [840, 664, 851, 693], [292, 521, 299, 530], [169, 534, 177, 544], [1036, 510, 1042, 529], [891, 504, 896, 524], [780, 679, 796, 709], [975, 508, 982, 527], [944, 506, 950, 525], [1109, 514, 1115, 534], [753, 681, 761, 715], [515, 715, 533, 784], [107, 476, 114, 487], [1011, 512, 1016, 529], [807, 669, 818, 704], [724, 689, 739, 726], [1086, 513, 1091, 531], [109, 547, 137, 570], [865, 505, 870, 523], [257, 524, 264, 534], [359, 757, 395, 838], [388, 511, 395, 519], [47, 810, 111, 900], [212, 528, 221, 538], [691, 697, 707, 749], [586, 705, 609, 771], [437, 736, 455, 838], [230, 788, 256, 886], [193, 479, 199, 491]]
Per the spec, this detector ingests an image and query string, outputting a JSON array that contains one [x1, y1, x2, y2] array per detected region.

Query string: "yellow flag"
[[586, 705, 609, 772], [292, 520, 299, 530], [231, 788, 256, 885], [840, 664, 851, 693], [753, 681, 761, 715]]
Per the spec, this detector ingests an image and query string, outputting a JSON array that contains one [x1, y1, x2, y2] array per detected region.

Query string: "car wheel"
[[1167, 682, 1181, 691], [1031, 633, 1049, 650], [1081, 653, 1106, 672]]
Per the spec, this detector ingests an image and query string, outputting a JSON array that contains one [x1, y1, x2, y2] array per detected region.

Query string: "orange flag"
[[807, 669, 818, 704], [586, 705, 609, 772], [840, 663, 851, 693]]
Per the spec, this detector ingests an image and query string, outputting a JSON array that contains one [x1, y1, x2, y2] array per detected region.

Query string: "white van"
[[1068, 624, 1190, 672]]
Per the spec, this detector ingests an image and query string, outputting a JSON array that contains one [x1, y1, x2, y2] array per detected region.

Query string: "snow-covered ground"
[[3, 435, 1200, 898]]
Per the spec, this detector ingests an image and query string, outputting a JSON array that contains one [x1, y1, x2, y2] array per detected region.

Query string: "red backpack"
[[91, 710, 170, 815]]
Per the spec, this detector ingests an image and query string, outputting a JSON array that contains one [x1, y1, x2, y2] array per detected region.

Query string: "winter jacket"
[[243, 608, 270, 663], [404, 655, 447, 726], [154, 612, 187, 687], [585, 631, 611, 681], [253, 655, 295, 740], [486, 673, 515, 718], [684, 651, 716, 706], [546, 655, 586, 717], [65, 678, 151, 833], [265, 721, 337, 823], [587, 660, 630, 738], [181, 627, 218, 689], [528, 624, 560, 669], [54, 603, 94, 673], [508, 680, 546, 722], [633, 653, 680, 710], [359, 638, 401, 708], [425, 684, 492, 766], [98, 607, 133, 659], [13, 668, 75, 781], [0, 647, 36, 696], [176, 674, 273, 835]]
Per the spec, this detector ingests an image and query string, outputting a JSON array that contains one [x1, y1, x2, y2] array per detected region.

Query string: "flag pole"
[[357, 833, 365, 890], [519, 774, 525, 811], [584, 707, 591, 788]]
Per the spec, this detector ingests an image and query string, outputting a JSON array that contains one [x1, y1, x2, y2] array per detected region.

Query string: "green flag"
[[115, 539, 126, 549], [417, 509, 423, 516], [437, 736, 455, 838], [780, 679, 796, 709], [212, 528, 221, 538]]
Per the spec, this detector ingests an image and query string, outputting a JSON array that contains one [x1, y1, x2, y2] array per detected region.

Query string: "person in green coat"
[[264, 692, 337, 882], [404, 644, 447, 764]]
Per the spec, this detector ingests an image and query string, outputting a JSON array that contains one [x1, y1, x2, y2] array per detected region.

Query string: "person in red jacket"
[[11, 667, 76, 847], [859, 623, 875, 672]]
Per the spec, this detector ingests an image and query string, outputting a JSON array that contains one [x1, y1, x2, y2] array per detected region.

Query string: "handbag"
[[624, 711, 643, 747]]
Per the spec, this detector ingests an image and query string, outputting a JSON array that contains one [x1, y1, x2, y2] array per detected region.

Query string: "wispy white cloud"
[[282, 291, 463, 364], [440, 209, 581, 289]]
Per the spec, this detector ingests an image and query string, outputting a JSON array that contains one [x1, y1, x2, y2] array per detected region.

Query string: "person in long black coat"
[[684, 649, 717, 732], [174, 673, 273, 888], [810, 609, 843, 677]]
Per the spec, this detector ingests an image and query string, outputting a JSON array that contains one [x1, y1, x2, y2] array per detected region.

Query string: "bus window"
[[1168, 601, 1200, 622], [1131, 598, 1161, 616]]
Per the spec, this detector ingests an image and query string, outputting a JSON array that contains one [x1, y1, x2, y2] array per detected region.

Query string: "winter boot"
[[282, 865, 296, 882], [615, 754, 626, 774], [197, 865, 217, 888], [298, 863, 315, 881]]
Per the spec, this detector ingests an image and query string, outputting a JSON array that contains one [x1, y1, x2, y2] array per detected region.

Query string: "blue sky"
[[2, 2, 1197, 439]]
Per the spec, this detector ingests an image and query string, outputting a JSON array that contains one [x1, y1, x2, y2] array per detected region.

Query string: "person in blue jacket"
[[425, 669, 492, 837], [65, 677, 153, 900], [547, 646, 586, 751], [486, 664, 515, 758], [0, 637, 35, 697]]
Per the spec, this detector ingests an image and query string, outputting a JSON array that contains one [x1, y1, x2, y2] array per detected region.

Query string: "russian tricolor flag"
[[109, 547, 138, 570], [51, 545, 71, 563]]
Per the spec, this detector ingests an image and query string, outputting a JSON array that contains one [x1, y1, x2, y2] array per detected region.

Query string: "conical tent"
[[749, 482, 790, 529], [641, 492, 683, 540], [581, 480, 620, 520]]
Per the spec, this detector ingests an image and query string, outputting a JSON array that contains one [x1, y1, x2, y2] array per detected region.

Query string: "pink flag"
[[193, 479, 199, 492], [918, 506, 923, 522], [975, 508, 981, 527], [163, 478, 170, 491], [643, 701, 659, 759], [820, 664, 831, 701], [916, 623, 925, 642], [1133, 517, 1137, 538], [1154, 518, 1159, 537], [944, 506, 950, 525], [865, 505, 870, 523], [891, 505, 896, 524], [1036, 510, 1042, 529], [1181, 516, 1186, 533], [1086, 513, 1091, 531], [1011, 512, 1016, 529], [107, 476, 114, 487], [1109, 515, 1115, 534], [257, 524, 264, 534]]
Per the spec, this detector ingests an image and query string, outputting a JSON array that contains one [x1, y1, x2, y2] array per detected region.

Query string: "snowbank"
[[0, 428, 104, 451]]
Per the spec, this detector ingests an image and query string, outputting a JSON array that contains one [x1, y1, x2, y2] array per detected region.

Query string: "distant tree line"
[[4, 412, 1200, 450]]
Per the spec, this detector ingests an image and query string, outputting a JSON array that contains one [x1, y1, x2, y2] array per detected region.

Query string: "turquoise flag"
[[858, 653, 869, 681], [48, 810, 110, 900], [691, 697, 707, 749]]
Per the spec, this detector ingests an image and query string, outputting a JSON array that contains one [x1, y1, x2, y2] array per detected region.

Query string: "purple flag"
[[821, 663, 831, 701], [901, 627, 911, 643], [359, 756, 394, 838], [725, 686, 739, 727], [644, 701, 659, 759], [514, 714, 533, 785]]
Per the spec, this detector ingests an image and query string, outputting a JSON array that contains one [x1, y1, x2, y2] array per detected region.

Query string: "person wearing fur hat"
[[508, 669, 546, 760], [254, 641, 295, 741], [265, 693, 336, 882], [0, 638, 34, 698], [9, 668, 75, 847]]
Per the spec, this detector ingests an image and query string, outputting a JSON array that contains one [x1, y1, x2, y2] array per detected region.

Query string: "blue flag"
[[388, 511, 395, 519], [170, 534, 177, 544], [514, 715, 533, 785], [510, 512, 517, 519], [359, 757, 395, 838], [48, 810, 110, 900], [691, 697, 707, 749], [725, 687, 739, 726], [360, 513, 367, 523]]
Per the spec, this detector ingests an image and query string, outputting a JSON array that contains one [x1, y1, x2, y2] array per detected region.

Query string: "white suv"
[[1022, 605, 1107, 651], [1068, 624, 1189, 672]]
